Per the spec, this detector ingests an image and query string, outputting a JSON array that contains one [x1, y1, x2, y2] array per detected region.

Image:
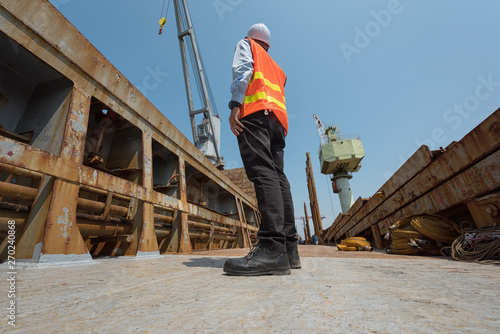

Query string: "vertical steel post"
[[136, 132, 159, 255], [306, 152, 323, 241], [303, 202, 312, 243]]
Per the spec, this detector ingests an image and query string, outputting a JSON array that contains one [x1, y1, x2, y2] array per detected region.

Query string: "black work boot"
[[223, 242, 291, 276], [287, 244, 302, 269]]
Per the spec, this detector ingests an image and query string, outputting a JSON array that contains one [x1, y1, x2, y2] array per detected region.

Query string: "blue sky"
[[49, 0, 500, 237]]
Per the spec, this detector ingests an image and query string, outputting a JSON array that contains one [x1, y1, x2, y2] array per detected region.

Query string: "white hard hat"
[[247, 23, 271, 47]]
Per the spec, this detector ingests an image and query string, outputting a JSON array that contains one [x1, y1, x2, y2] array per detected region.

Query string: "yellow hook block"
[[158, 17, 167, 35], [159, 17, 167, 28]]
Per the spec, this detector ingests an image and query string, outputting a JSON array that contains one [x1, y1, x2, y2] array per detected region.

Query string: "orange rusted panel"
[[40, 179, 90, 260], [61, 87, 91, 163], [335, 109, 500, 241], [0, 0, 259, 262], [466, 193, 500, 228], [178, 158, 192, 253], [375, 149, 500, 235]]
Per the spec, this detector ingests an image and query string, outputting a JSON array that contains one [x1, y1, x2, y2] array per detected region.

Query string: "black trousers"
[[237, 110, 297, 252]]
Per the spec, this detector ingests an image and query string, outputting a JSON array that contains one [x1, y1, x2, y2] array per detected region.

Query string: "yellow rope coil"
[[391, 229, 425, 239], [387, 213, 460, 256], [337, 237, 373, 251], [391, 237, 411, 245], [411, 214, 461, 244], [337, 244, 357, 251]]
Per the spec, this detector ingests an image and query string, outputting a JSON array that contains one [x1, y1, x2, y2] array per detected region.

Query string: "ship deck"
[[1, 246, 498, 333]]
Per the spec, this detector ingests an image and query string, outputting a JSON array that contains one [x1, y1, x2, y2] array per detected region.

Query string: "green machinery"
[[314, 115, 365, 213]]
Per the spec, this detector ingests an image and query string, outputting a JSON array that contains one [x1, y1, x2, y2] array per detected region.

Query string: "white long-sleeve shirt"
[[230, 39, 254, 104]]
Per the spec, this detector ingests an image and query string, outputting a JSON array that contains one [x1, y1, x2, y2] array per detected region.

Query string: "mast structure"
[[173, 0, 224, 168]]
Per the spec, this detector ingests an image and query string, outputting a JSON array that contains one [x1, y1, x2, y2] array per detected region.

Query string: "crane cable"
[[158, 0, 171, 35]]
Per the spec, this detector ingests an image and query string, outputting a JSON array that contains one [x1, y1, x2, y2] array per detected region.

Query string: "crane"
[[313, 114, 365, 213], [313, 114, 328, 146], [171, 0, 225, 169]]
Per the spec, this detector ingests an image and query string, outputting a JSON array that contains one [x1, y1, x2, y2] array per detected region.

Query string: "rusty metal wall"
[[325, 108, 500, 247], [0, 0, 259, 262]]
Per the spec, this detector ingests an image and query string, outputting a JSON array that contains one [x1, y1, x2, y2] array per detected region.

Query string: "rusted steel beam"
[[77, 197, 129, 217], [0, 214, 131, 237], [0, 210, 30, 231], [0, 162, 43, 179], [303, 202, 312, 243], [154, 213, 174, 223], [372, 149, 500, 236], [60, 87, 91, 163], [76, 219, 132, 237], [135, 131, 159, 254], [207, 222, 215, 250], [0, 202, 29, 212], [178, 158, 191, 253], [155, 228, 235, 242], [186, 203, 258, 231], [189, 231, 238, 242], [329, 145, 435, 241], [0, 137, 254, 231], [342, 110, 500, 239], [371, 225, 384, 250], [0, 0, 261, 260], [162, 158, 191, 253], [2, 177, 55, 260], [0, 1, 257, 210], [76, 213, 125, 224], [0, 180, 38, 201], [80, 185, 131, 202], [465, 193, 500, 228], [235, 198, 249, 248], [0, 136, 80, 184], [40, 180, 90, 260], [188, 220, 232, 233], [305, 152, 323, 239], [88, 235, 134, 244], [154, 213, 232, 233], [325, 196, 368, 243]]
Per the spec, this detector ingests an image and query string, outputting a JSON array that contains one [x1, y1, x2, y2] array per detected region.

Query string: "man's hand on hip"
[[229, 107, 244, 136]]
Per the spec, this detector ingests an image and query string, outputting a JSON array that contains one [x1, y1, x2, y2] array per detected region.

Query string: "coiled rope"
[[442, 226, 500, 264], [386, 214, 462, 255]]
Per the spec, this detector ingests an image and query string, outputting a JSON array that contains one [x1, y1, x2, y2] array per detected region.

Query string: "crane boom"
[[173, 0, 224, 168], [313, 114, 327, 146]]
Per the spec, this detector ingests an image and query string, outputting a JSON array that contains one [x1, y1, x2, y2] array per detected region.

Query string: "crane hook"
[[158, 17, 167, 35]]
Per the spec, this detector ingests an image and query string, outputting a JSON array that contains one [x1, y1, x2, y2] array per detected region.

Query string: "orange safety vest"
[[240, 38, 288, 134]]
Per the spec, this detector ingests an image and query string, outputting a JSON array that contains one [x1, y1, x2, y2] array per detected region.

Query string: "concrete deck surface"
[[1, 245, 499, 333]]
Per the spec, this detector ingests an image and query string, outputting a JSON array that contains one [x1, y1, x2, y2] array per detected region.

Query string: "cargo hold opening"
[[0, 31, 73, 156]]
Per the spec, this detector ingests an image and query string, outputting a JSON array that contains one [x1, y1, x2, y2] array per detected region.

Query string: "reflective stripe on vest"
[[244, 90, 287, 111], [240, 38, 288, 134]]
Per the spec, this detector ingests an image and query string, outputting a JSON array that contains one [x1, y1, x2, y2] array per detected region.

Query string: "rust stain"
[[0, 1, 260, 260], [490, 121, 500, 137]]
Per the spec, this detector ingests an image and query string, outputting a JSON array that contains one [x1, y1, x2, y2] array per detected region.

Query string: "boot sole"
[[290, 264, 302, 269], [223, 267, 291, 276]]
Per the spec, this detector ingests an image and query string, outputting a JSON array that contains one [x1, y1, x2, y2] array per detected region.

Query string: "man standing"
[[224, 23, 301, 276]]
